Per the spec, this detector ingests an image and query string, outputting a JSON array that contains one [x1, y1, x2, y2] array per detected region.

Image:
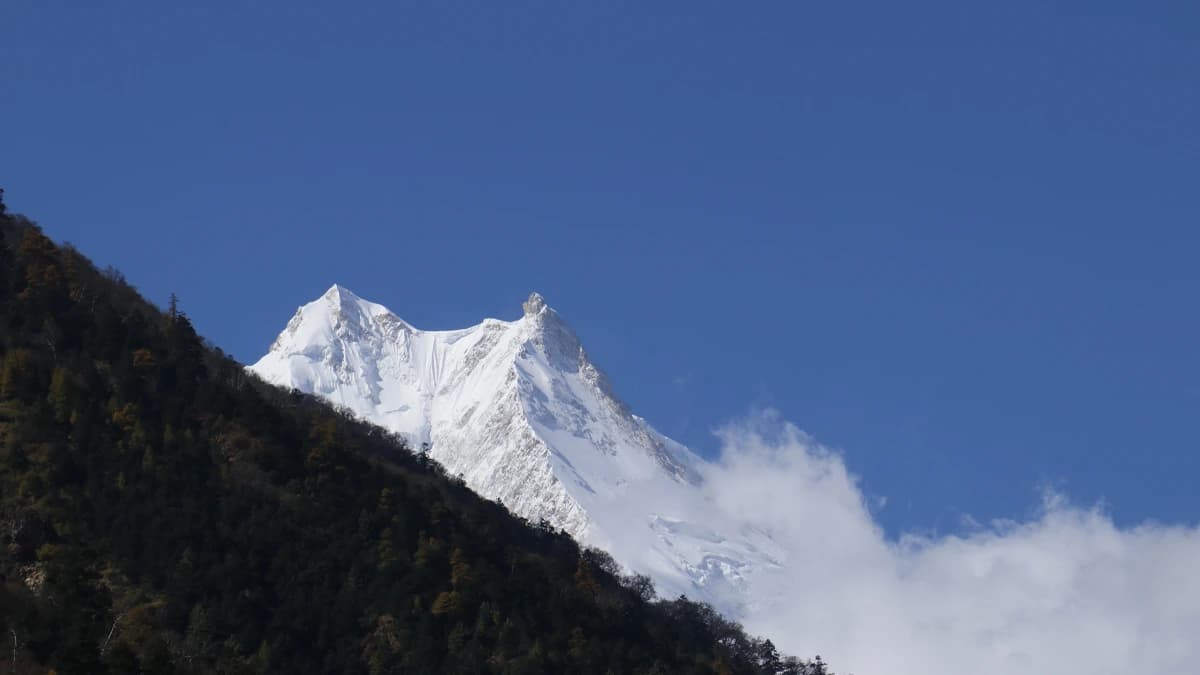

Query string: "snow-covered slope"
[[250, 285, 782, 612]]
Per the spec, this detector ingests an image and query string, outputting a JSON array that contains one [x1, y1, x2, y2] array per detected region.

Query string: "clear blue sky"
[[3, 1, 1197, 535]]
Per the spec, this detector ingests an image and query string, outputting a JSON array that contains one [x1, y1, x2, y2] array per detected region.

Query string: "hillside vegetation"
[[0, 196, 830, 674]]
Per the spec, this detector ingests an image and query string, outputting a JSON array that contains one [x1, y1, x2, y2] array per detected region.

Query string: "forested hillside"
[[0, 195, 830, 674]]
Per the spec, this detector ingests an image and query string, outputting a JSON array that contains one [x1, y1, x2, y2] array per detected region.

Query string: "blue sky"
[[3, 1, 1197, 535]]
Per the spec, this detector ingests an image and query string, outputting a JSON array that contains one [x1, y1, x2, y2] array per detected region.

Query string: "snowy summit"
[[250, 286, 783, 613]]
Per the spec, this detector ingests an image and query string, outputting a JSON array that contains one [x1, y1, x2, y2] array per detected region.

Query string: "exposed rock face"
[[522, 291, 547, 317]]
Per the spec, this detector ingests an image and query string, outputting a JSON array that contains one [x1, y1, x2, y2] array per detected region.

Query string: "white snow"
[[249, 285, 782, 613]]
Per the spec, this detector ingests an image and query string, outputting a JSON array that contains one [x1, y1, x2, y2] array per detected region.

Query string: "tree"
[[430, 591, 460, 617], [187, 603, 216, 647], [449, 548, 474, 589], [622, 573, 656, 602], [574, 558, 600, 600]]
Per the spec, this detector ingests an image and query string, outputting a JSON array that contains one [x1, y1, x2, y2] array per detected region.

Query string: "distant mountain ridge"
[[251, 286, 784, 613]]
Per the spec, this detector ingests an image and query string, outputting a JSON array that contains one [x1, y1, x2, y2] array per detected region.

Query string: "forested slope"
[[0, 197, 830, 674]]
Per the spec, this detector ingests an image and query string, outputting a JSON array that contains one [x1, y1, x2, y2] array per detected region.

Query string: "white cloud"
[[704, 410, 1200, 675]]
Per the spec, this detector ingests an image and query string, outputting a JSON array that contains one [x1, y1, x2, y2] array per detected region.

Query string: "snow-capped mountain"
[[249, 285, 782, 613]]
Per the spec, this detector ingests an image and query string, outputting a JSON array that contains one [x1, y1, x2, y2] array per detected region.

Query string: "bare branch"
[[100, 612, 125, 655]]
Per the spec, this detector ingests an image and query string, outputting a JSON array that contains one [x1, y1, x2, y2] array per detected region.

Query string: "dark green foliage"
[[0, 203, 831, 674]]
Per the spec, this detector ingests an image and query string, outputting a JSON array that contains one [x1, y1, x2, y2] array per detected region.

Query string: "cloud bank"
[[704, 410, 1200, 675]]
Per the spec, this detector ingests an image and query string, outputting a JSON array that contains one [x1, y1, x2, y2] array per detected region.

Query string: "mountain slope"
[[251, 286, 783, 613], [0, 205, 827, 673]]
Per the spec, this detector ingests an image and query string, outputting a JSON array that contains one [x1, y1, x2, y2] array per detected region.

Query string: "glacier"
[[249, 285, 783, 614]]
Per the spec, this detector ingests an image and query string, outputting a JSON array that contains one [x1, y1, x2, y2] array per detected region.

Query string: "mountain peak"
[[315, 284, 406, 327], [323, 283, 364, 307], [251, 288, 769, 615], [523, 291, 547, 317]]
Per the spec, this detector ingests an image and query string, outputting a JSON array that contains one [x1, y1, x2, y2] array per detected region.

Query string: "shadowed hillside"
[[0, 195, 830, 674]]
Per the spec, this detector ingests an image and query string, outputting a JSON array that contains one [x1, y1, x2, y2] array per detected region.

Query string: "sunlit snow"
[[249, 285, 780, 614]]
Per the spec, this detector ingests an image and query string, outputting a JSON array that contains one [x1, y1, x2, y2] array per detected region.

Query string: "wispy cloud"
[[704, 410, 1200, 675]]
